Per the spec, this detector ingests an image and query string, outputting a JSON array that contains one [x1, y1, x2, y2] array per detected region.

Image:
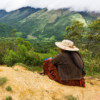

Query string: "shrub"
[[6, 96, 12, 100], [3, 44, 27, 66], [3, 50, 18, 66], [33, 66, 42, 72], [16, 38, 31, 50], [65, 95, 77, 100], [14, 63, 27, 67], [25, 49, 42, 66], [6, 86, 12, 91], [80, 49, 100, 76], [0, 77, 7, 86], [0, 40, 13, 64], [16, 44, 27, 56]]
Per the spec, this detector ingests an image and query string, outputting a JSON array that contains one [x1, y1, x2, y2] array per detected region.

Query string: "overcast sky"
[[0, 0, 100, 12]]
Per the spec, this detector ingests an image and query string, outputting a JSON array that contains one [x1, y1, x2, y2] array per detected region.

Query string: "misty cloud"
[[0, 0, 100, 12]]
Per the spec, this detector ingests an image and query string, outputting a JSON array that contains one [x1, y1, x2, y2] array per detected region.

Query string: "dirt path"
[[0, 66, 100, 100]]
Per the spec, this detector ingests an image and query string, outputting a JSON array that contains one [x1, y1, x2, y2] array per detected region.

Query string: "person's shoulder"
[[59, 52, 65, 56], [61, 51, 68, 55], [55, 53, 62, 57]]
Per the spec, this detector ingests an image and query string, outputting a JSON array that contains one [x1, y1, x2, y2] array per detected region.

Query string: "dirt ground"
[[0, 66, 100, 100]]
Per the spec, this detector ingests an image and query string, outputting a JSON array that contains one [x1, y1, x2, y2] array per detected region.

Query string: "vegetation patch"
[[0, 19, 100, 76], [65, 95, 77, 100], [6, 86, 12, 92], [0, 77, 7, 86], [6, 96, 12, 100], [14, 63, 27, 68], [33, 66, 43, 72]]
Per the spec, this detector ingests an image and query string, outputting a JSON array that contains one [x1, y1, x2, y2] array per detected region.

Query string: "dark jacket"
[[51, 51, 85, 80]]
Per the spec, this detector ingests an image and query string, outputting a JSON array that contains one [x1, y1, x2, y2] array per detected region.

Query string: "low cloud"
[[0, 0, 100, 12]]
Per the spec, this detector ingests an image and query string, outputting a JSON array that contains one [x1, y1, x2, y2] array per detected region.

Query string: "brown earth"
[[0, 65, 100, 100]]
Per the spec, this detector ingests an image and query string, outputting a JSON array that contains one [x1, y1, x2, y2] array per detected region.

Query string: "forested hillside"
[[0, 7, 41, 25], [0, 7, 99, 40], [0, 23, 13, 37], [0, 10, 7, 18]]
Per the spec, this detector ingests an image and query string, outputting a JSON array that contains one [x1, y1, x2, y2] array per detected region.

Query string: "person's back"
[[51, 51, 85, 80]]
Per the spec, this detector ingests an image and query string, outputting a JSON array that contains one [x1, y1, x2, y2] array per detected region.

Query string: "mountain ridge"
[[0, 7, 99, 40]]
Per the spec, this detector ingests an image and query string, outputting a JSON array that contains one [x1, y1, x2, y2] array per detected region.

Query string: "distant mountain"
[[0, 7, 99, 40], [0, 10, 7, 18], [0, 7, 41, 25]]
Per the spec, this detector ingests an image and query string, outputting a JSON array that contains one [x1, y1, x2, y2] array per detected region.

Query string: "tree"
[[86, 19, 100, 50], [89, 19, 100, 34], [11, 29, 17, 38], [65, 21, 85, 44]]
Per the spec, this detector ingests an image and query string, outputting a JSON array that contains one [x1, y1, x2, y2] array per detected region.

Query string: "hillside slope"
[[0, 23, 13, 37], [0, 10, 7, 18], [0, 7, 98, 40], [0, 66, 100, 100], [0, 7, 41, 25]]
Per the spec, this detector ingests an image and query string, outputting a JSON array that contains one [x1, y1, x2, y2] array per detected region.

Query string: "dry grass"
[[0, 77, 7, 86], [0, 65, 100, 100]]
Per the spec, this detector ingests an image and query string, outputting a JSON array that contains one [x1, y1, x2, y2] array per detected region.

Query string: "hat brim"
[[55, 42, 79, 51]]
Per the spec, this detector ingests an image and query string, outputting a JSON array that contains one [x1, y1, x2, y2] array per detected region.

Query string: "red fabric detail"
[[43, 59, 85, 87]]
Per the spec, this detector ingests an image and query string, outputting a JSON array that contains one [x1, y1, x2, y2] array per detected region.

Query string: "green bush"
[[6, 86, 12, 92], [3, 42, 28, 66], [33, 66, 42, 72], [3, 50, 26, 66], [6, 96, 12, 100], [25, 49, 42, 66], [0, 40, 13, 64], [3, 50, 19, 66], [80, 49, 100, 76], [1, 38, 43, 67], [14, 63, 27, 67], [0, 77, 7, 86], [65, 95, 77, 100], [16, 38, 31, 50]]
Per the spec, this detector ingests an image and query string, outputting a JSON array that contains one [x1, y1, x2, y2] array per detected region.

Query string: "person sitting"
[[41, 40, 86, 87]]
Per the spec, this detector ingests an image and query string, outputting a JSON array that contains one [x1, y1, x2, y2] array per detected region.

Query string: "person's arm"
[[51, 53, 61, 66]]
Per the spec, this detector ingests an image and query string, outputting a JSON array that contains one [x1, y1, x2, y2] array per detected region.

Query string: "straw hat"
[[55, 40, 79, 51]]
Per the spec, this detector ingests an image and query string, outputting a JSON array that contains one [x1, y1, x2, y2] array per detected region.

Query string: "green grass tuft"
[[6, 86, 12, 92], [33, 66, 43, 72], [0, 77, 7, 86], [6, 96, 12, 100], [65, 95, 77, 100], [14, 63, 27, 67]]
